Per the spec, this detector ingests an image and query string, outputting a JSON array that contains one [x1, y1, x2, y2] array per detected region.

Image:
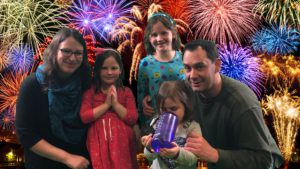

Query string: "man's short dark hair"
[[183, 39, 219, 62]]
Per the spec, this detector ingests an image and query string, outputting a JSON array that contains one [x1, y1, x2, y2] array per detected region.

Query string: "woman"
[[16, 28, 92, 169]]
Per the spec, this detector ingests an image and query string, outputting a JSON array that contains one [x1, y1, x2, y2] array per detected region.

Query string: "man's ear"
[[214, 58, 221, 73]]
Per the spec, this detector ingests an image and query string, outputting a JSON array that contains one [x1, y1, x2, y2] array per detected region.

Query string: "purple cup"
[[151, 111, 178, 153]]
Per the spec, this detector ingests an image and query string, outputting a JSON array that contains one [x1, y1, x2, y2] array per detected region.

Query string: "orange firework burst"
[[260, 55, 300, 86], [111, 3, 191, 83], [137, 0, 191, 37], [54, 0, 73, 8], [34, 36, 52, 61], [84, 34, 101, 66], [282, 55, 300, 84], [0, 72, 28, 115], [0, 49, 9, 72], [136, 0, 161, 18], [159, 0, 188, 22], [137, 0, 188, 20], [260, 55, 284, 85], [262, 88, 300, 161], [110, 4, 160, 84]]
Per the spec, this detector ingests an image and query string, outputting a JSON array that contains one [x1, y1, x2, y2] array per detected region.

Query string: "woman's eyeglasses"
[[60, 48, 83, 57]]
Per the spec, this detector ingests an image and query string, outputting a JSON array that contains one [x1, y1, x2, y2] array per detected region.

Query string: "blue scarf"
[[36, 64, 87, 144]]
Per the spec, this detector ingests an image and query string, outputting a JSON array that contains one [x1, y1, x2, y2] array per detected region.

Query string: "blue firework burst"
[[67, 0, 132, 43], [8, 44, 34, 72], [251, 25, 300, 55], [218, 43, 265, 98], [0, 111, 15, 131]]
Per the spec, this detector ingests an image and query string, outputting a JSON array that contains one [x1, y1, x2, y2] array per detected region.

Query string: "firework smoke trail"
[[254, 0, 300, 28], [8, 44, 34, 72], [252, 25, 300, 55], [0, 72, 28, 115], [187, 0, 259, 45], [67, 0, 132, 43], [218, 43, 265, 98], [0, 110, 15, 131], [262, 88, 300, 161], [0, 0, 67, 59]]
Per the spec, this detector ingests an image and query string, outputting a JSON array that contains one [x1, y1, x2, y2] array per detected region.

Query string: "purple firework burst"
[[0, 110, 15, 131], [8, 44, 34, 72], [66, 0, 132, 43], [218, 43, 265, 98]]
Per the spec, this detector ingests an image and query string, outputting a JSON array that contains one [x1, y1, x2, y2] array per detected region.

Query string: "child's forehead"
[[161, 96, 180, 105], [151, 21, 169, 30]]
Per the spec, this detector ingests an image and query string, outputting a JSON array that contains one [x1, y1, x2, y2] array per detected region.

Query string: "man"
[[182, 39, 283, 169]]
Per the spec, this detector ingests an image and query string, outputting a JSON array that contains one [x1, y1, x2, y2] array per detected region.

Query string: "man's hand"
[[142, 95, 154, 116], [184, 132, 219, 163]]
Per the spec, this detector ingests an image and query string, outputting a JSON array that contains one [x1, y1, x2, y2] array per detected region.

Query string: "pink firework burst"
[[187, 0, 260, 45]]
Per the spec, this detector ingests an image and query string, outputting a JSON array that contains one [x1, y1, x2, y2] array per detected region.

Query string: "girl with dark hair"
[[141, 80, 202, 169], [16, 27, 92, 169], [80, 49, 139, 169], [137, 12, 185, 129]]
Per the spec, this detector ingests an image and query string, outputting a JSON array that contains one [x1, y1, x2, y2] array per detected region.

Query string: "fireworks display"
[[54, 0, 74, 8], [34, 37, 52, 62], [260, 55, 284, 85], [0, 49, 9, 72], [110, 4, 159, 84], [282, 55, 300, 84], [136, 0, 161, 18], [0, 1, 299, 163], [218, 43, 265, 98], [137, 0, 192, 37], [187, 0, 259, 45], [252, 25, 300, 55], [8, 44, 34, 72], [66, 0, 132, 43], [260, 55, 300, 87], [0, 110, 15, 131], [159, 0, 188, 22], [0, 0, 66, 59], [136, 0, 189, 22], [254, 0, 300, 28], [0, 72, 28, 115], [262, 88, 300, 161]]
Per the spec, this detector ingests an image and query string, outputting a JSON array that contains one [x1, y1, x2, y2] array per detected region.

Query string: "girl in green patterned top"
[[137, 12, 185, 129]]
